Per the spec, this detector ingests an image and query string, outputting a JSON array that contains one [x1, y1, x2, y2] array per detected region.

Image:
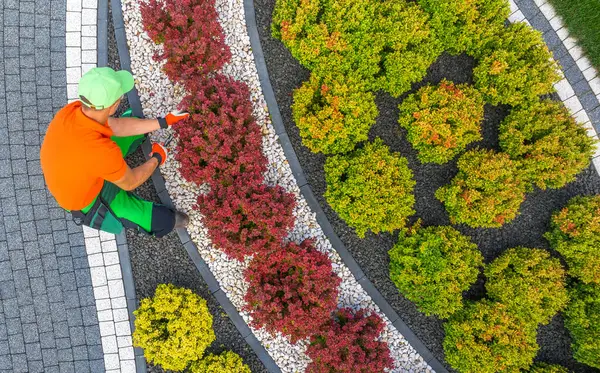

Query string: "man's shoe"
[[174, 210, 190, 229]]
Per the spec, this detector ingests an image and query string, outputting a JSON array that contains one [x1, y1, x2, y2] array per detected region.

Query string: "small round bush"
[[564, 282, 600, 369], [528, 362, 570, 373], [435, 148, 527, 228], [196, 182, 296, 261], [545, 195, 600, 284], [133, 284, 215, 371], [292, 73, 378, 154], [398, 80, 484, 164], [174, 74, 266, 187], [443, 300, 539, 373], [499, 100, 594, 190], [189, 351, 251, 373], [243, 240, 341, 343], [485, 247, 568, 325], [474, 23, 561, 106], [389, 224, 483, 318], [306, 308, 393, 373], [324, 138, 416, 238]]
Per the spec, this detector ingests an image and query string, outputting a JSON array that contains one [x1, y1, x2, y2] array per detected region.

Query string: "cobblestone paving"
[[0, 0, 105, 372]]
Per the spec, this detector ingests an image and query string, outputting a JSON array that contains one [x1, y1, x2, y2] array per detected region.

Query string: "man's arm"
[[112, 158, 159, 191], [107, 116, 160, 137]]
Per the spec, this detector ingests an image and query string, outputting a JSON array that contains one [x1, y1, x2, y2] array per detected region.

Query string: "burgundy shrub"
[[306, 308, 393, 373], [196, 181, 296, 261], [243, 240, 341, 343], [173, 74, 267, 187], [139, 0, 231, 83]]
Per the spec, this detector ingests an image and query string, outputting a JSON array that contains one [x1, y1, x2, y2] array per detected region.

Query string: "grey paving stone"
[[78, 287, 95, 307], [15, 288, 33, 306], [25, 342, 42, 360], [29, 276, 46, 295], [56, 256, 74, 275], [13, 174, 29, 190], [35, 13, 50, 27], [59, 361, 75, 373], [74, 360, 90, 373], [68, 233, 84, 247], [0, 243, 8, 262], [32, 294, 50, 316], [0, 262, 13, 282], [70, 246, 86, 259], [84, 326, 101, 347], [36, 314, 53, 333], [45, 366, 60, 373], [52, 230, 68, 245], [27, 258, 43, 278], [28, 360, 44, 373], [9, 250, 26, 271], [31, 189, 47, 205], [55, 337, 70, 351], [19, 12, 35, 27], [21, 221, 38, 241], [0, 322, 7, 340], [47, 286, 63, 304], [59, 272, 76, 291], [15, 188, 31, 205], [6, 318, 22, 335], [45, 269, 60, 287], [12, 269, 29, 290], [17, 204, 34, 222], [28, 175, 45, 190], [0, 355, 13, 371], [89, 359, 105, 373], [80, 306, 97, 327], [20, 1, 35, 13], [66, 308, 83, 327], [8, 333, 25, 353], [4, 10, 19, 26], [69, 326, 86, 346], [57, 348, 73, 363], [55, 243, 71, 258], [3, 217, 20, 233], [19, 304, 36, 323], [37, 234, 53, 250], [0, 340, 8, 355], [2, 298, 19, 318], [74, 269, 92, 288], [39, 332, 55, 349], [11, 353, 27, 373], [72, 257, 88, 270], [62, 290, 80, 310], [42, 348, 58, 366], [1, 197, 17, 216]]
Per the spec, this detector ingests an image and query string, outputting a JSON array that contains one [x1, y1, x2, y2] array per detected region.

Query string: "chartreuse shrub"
[[563, 282, 600, 369], [133, 284, 215, 371], [545, 195, 600, 284], [444, 300, 539, 373], [306, 308, 393, 373], [474, 23, 561, 106], [389, 224, 482, 318], [324, 138, 415, 238], [499, 100, 594, 190], [484, 247, 568, 325], [243, 240, 341, 342], [398, 80, 484, 164], [292, 73, 377, 154], [435, 148, 527, 228], [189, 351, 251, 373], [528, 362, 570, 373]]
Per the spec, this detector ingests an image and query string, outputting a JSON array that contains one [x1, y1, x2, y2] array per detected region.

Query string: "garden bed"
[[252, 0, 600, 371]]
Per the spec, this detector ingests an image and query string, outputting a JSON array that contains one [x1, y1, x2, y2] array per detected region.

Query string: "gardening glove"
[[150, 142, 168, 166], [157, 110, 189, 129]]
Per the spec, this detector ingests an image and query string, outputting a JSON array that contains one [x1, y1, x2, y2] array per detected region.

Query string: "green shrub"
[[474, 23, 561, 106], [435, 148, 527, 228], [444, 300, 539, 373], [325, 138, 415, 238], [564, 282, 600, 369], [499, 100, 594, 190], [417, 0, 509, 56], [398, 80, 484, 164], [389, 224, 483, 318], [528, 362, 570, 373], [485, 247, 568, 325], [133, 284, 215, 371], [189, 351, 251, 373], [545, 195, 600, 284], [292, 73, 378, 154]]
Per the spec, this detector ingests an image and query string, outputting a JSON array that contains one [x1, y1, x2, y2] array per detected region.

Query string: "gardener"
[[41, 67, 189, 237]]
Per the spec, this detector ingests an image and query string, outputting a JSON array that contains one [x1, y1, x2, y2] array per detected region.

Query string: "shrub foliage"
[[243, 240, 341, 342], [324, 138, 416, 237], [528, 363, 570, 373], [484, 247, 568, 325], [499, 100, 594, 190], [306, 308, 393, 373], [563, 282, 600, 369], [545, 195, 600, 284], [443, 300, 539, 373], [133, 284, 215, 371], [189, 351, 251, 373], [398, 80, 484, 164], [196, 182, 296, 261], [435, 148, 526, 228], [389, 224, 482, 318]]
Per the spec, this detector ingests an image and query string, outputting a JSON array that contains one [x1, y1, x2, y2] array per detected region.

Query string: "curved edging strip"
[[109, 0, 282, 371], [242, 0, 449, 372]]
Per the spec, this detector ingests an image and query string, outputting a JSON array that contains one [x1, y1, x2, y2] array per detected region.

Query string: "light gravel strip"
[[121, 0, 436, 371]]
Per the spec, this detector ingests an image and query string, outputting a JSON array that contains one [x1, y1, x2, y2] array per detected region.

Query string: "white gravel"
[[121, 0, 435, 371]]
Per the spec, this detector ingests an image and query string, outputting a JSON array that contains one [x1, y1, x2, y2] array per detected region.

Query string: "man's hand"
[[149, 142, 168, 166], [157, 110, 189, 129]]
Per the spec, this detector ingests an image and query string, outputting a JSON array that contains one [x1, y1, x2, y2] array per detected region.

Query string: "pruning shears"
[[162, 133, 174, 148]]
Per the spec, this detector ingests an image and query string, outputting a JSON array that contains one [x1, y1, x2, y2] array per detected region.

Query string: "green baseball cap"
[[78, 67, 135, 109]]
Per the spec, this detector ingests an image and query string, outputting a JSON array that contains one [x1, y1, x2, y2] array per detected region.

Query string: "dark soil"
[[108, 5, 267, 372], [253, 0, 600, 371]]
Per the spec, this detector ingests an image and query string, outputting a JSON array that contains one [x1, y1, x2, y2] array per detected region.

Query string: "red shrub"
[[196, 181, 296, 261], [306, 308, 393, 373], [243, 240, 341, 342], [139, 0, 231, 83], [173, 74, 267, 187]]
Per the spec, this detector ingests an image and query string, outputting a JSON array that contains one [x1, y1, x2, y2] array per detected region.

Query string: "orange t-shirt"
[[40, 101, 127, 210]]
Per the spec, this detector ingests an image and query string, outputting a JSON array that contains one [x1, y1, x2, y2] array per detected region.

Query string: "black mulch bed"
[[107, 6, 268, 372], [253, 0, 600, 371]]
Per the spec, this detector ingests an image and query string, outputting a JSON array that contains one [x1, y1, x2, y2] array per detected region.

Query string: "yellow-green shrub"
[[189, 351, 251, 373], [485, 247, 568, 325], [499, 100, 594, 190], [389, 224, 483, 318], [564, 282, 600, 369], [444, 300, 539, 373], [292, 73, 377, 154], [435, 148, 527, 228], [133, 284, 215, 371], [528, 362, 570, 373], [474, 23, 561, 106], [398, 80, 484, 164], [545, 195, 600, 284], [324, 138, 415, 238]]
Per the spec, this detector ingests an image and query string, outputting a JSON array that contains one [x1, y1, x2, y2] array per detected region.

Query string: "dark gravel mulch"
[[107, 5, 268, 372], [253, 0, 600, 372]]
